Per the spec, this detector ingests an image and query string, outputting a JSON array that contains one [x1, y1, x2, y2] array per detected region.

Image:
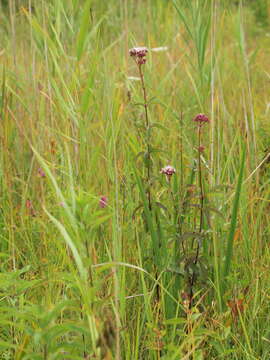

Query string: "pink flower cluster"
[[193, 113, 209, 125], [99, 196, 108, 209], [129, 47, 148, 65], [160, 165, 176, 177], [26, 200, 36, 216], [161, 165, 176, 182], [38, 168, 46, 178], [198, 145, 205, 153]]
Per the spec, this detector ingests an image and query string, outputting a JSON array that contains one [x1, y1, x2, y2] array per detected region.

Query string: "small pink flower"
[[38, 168, 46, 178], [99, 196, 108, 209], [129, 47, 148, 65], [161, 165, 176, 176], [26, 199, 32, 209], [138, 57, 146, 65], [160, 166, 176, 181], [129, 47, 148, 58], [26, 200, 36, 216], [198, 145, 206, 152], [193, 113, 209, 125]]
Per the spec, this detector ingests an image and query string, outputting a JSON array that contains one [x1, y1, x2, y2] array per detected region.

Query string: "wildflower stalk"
[[198, 125, 204, 233], [189, 114, 209, 308], [80, 302, 87, 359], [138, 64, 151, 210], [161, 166, 185, 258], [138, 60, 159, 303], [130, 49, 162, 355], [191, 126, 204, 283], [130, 47, 152, 211]]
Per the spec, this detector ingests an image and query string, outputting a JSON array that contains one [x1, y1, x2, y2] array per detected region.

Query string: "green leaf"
[[222, 145, 246, 299], [155, 201, 169, 213], [164, 318, 186, 325], [166, 265, 185, 276], [132, 166, 160, 268], [150, 123, 169, 132], [44, 208, 87, 282], [204, 206, 225, 219], [172, 0, 193, 40], [76, 0, 92, 60], [132, 204, 143, 220]]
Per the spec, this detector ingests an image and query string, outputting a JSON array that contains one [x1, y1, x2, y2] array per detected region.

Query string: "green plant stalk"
[[173, 0, 211, 98], [133, 166, 159, 270], [133, 163, 164, 335], [137, 62, 152, 211], [43, 343, 48, 360], [198, 126, 204, 234], [76, 0, 92, 60], [222, 145, 246, 303], [134, 56, 163, 318], [213, 231, 223, 312], [170, 184, 186, 260], [189, 125, 204, 307]]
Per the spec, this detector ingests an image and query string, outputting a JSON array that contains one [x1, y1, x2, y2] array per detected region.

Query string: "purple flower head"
[[160, 165, 176, 177], [129, 47, 148, 58], [138, 57, 146, 65], [26, 199, 32, 209], [198, 145, 206, 153], [129, 47, 148, 65], [193, 113, 209, 126], [26, 199, 36, 216], [38, 168, 46, 178], [99, 196, 108, 209]]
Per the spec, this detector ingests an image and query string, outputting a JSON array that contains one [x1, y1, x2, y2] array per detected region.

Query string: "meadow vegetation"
[[0, 0, 270, 359]]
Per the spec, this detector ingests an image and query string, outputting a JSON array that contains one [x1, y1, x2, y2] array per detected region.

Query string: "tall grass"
[[0, 0, 270, 359]]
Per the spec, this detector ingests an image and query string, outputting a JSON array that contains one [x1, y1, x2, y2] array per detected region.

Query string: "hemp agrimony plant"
[[129, 47, 152, 210], [160, 113, 210, 311], [129, 47, 168, 313], [129, 47, 213, 322], [129, 46, 174, 358], [188, 113, 210, 307]]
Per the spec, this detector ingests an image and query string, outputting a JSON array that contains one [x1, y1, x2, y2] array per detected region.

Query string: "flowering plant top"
[[129, 47, 148, 65], [129, 47, 148, 57], [160, 165, 176, 176], [193, 113, 209, 125]]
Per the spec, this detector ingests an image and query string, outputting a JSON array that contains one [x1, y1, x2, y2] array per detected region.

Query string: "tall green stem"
[[189, 125, 204, 307], [138, 64, 151, 211]]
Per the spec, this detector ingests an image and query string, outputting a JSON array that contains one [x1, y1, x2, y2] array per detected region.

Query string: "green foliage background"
[[0, 0, 269, 359]]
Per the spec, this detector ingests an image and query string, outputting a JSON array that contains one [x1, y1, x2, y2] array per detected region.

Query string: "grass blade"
[[76, 0, 92, 60], [44, 208, 86, 282], [222, 145, 246, 295]]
